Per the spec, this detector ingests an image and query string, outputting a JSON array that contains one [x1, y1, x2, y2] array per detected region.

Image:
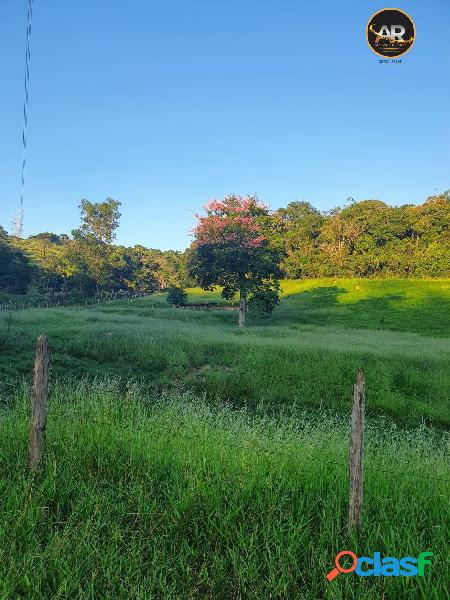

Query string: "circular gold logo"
[[366, 8, 415, 58]]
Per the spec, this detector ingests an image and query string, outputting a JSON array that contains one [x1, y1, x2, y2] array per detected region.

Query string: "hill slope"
[[1, 279, 449, 425]]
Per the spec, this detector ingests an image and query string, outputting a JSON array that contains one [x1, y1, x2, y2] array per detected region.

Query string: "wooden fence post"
[[28, 335, 49, 471], [348, 368, 365, 533]]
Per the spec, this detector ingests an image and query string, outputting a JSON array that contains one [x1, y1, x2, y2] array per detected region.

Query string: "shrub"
[[166, 285, 188, 307], [248, 285, 280, 316]]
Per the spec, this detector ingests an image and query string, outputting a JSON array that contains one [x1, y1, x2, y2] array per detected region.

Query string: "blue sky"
[[1, 0, 449, 250]]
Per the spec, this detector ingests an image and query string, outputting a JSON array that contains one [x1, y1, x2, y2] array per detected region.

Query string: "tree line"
[[1, 192, 449, 304], [0, 199, 188, 300], [274, 193, 449, 278]]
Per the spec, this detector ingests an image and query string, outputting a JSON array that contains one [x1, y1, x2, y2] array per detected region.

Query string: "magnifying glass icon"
[[326, 551, 358, 582]]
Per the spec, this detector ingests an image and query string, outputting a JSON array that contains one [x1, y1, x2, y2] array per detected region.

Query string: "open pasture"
[[1, 279, 449, 426]]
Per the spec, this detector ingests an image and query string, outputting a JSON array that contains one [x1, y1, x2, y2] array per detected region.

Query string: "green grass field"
[[0, 279, 449, 598], [1, 279, 449, 425]]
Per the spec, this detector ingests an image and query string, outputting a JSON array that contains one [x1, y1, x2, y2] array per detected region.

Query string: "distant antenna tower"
[[15, 0, 34, 237], [13, 207, 24, 238]]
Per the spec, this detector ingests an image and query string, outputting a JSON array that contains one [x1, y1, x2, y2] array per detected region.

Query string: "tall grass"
[[1, 279, 449, 425], [0, 379, 448, 599]]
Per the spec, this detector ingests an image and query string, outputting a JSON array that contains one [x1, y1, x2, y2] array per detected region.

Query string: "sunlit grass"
[[184, 277, 450, 304], [0, 379, 448, 599], [1, 279, 449, 425], [1, 281, 449, 598]]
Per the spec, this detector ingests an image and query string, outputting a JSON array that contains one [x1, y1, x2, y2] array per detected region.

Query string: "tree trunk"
[[239, 288, 246, 327]]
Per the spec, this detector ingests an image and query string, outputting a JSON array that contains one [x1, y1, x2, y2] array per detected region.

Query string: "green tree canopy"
[[188, 195, 283, 326]]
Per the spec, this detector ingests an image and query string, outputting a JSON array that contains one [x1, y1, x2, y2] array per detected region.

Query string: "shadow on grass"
[[262, 286, 449, 336]]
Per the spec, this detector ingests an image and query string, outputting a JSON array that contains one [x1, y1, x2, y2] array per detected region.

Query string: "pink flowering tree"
[[188, 195, 282, 326]]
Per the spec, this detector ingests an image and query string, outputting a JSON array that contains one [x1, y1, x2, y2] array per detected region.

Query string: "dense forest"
[[1, 192, 449, 301]]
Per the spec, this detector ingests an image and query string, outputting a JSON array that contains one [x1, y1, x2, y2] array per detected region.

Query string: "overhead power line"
[[14, 0, 34, 238]]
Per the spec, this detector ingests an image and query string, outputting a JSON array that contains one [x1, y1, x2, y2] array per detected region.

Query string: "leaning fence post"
[[28, 335, 49, 471], [348, 368, 365, 533]]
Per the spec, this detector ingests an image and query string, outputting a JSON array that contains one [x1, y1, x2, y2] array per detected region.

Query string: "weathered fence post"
[[28, 335, 49, 471], [348, 368, 365, 533]]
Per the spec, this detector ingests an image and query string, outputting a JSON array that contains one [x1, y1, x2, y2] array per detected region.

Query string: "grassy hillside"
[[1, 279, 449, 599], [1, 279, 449, 425]]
